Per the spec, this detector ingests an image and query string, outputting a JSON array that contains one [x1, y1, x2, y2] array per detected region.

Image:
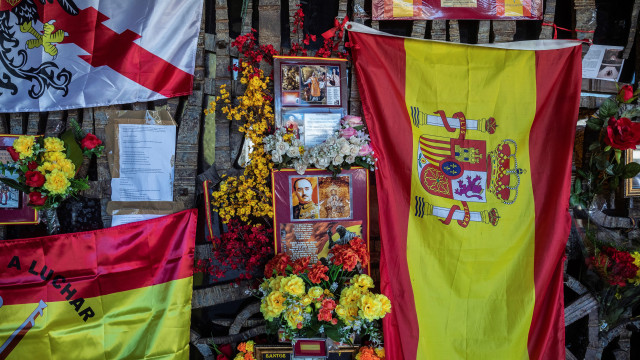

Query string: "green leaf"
[[67, 118, 86, 140], [622, 162, 640, 178], [586, 117, 604, 130], [598, 98, 619, 118], [621, 107, 640, 119], [588, 142, 602, 151], [612, 176, 620, 189], [604, 145, 612, 152], [605, 163, 615, 176], [574, 178, 582, 194], [615, 149, 622, 164], [60, 130, 84, 170], [0, 177, 30, 193]]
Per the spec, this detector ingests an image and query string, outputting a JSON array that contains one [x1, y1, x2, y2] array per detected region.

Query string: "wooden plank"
[[449, 20, 460, 43], [411, 20, 427, 39], [431, 20, 447, 41], [9, 113, 23, 135], [242, 0, 254, 35], [0, 114, 7, 133], [539, 0, 557, 39], [26, 113, 40, 135], [353, 0, 367, 24], [82, 108, 94, 134], [288, 0, 301, 46], [623, 0, 640, 59], [44, 111, 64, 137], [477, 21, 490, 44], [214, 0, 231, 173], [258, 0, 281, 75], [492, 21, 515, 43]]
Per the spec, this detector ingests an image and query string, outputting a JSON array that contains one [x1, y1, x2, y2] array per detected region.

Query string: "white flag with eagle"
[[0, 0, 203, 112]]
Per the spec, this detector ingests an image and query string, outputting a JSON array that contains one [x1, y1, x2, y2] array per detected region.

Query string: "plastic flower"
[[308, 262, 329, 284], [43, 169, 70, 195], [358, 293, 383, 321], [12, 136, 36, 159], [44, 137, 65, 152], [44, 151, 67, 163], [260, 291, 286, 320], [351, 274, 374, 289], [308, 286, 323, 299], [280, 275, 305, 297]]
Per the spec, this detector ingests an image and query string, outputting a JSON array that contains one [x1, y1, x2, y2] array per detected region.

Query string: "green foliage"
[[60, 129, 83, 170]]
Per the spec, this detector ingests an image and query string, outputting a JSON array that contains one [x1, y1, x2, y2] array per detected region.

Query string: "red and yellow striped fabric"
[[349, 23, 581, 359], [0, 209, 197, 360]]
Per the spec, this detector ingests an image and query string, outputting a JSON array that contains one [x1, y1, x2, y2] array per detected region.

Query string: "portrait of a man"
[[292, 177, 319, 219]]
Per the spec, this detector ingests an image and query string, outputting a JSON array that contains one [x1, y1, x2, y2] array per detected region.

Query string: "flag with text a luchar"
[[348, 23, 581, 359], [0, 209, 196, 360], [0, 0, 202, 113]]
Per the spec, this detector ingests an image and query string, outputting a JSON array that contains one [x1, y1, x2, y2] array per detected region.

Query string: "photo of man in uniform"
[[292, 177, 319, 219]]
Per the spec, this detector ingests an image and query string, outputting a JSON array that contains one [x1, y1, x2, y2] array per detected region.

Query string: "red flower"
[[321, 298, 336, 311], [81, 133, 102, 150], [332, 247, 359, 271], [25, 171, 45, 187], [605, 117, 640, 150], [7, 146, 19, 161], [307, 262, 329, 284], [618, 85, 634, 103], [216, 355, 229, 360], [28, 191, 46, 206], [350, 238, 370, 267], [317, 308, 333, 322], [264, 253, 291, 277], [292, 257, 310, 274], [27, 161, 38, 170]]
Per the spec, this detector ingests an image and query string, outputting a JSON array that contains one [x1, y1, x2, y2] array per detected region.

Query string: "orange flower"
[[308, 262, 329, 284]]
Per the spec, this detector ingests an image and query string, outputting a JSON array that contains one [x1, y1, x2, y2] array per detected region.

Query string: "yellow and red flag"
[[0, 209, 196, 360], [349, 23, 581, 359]]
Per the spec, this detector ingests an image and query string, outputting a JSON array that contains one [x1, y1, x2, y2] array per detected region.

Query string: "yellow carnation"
[[308, 286, 323, 299], [280, 275, 305, 297], [340, 286, 364, 307], [12, 135, 36, 159], [43, 137, 65, 152], [260, 291, 286, 320], [269, 276, 284, 291], [43, 170, 70, 195], [335, 305, 347, 319], [377, 294, 391, 316], [38, 161, 55, 173], [358, 294, 383, 321], [351, 274, 374, 289], [301, 295, 312, 307], [374, 347, 385, 359], [284, 306, 304, 329], [44, 151, 67, 163], [245, 340, 254, 354]]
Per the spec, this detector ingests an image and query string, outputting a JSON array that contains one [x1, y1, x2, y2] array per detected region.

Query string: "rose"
[[618, 85, 634, 103], [25, 171, 46, 187], [7, 147, 19, 161], [80, 133, 102, 150], [340, 127, 357, 139], [605, 117, 640, 150], [359, 144, 373, 156], [28, 191, 47, 206], [343, 115, 363, 127], [27, 161, 38, 170]]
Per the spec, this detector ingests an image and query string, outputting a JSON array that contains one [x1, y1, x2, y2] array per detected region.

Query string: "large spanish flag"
[[0, 209, 196, 359], [348, 23, 581, 359]]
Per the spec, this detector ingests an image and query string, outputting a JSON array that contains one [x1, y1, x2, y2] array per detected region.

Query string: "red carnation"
[[321, 298, 336, 311], [25, 171, 45, 188], [332, 247, 359, 271], [618, 85, 634, 103], [308, 262, 329, 284], [27, 161, 38, 170], [28, 191, 46, 206], [349, 238, 370, 267], [292, 257, 310, 274], [605, 117, 640, 150], [81, 133, 102, 150], [7, 146, 19, 161], [264, 253, 291, 277]]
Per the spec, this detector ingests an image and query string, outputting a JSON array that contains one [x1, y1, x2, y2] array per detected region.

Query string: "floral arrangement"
[[195, 219, 273, 281], [356, 346, 386, 360], [0, 123, 102, 210], [258, 239, 390, 345], [210, 341, 254, 360], [205, 64, 274, 224], [264, 115, 376, 176], [571, 85, 640, 209]]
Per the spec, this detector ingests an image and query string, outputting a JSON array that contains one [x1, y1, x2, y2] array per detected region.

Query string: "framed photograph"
[[0, 134, 39, 225], [274, 56, 349, 130], [624, 146, 640, 197], [272, 168, 370, 273], [254, 345, 357, 360]]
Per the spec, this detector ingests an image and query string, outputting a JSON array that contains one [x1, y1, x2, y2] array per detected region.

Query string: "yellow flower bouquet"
[[0, 120, 102, 211]]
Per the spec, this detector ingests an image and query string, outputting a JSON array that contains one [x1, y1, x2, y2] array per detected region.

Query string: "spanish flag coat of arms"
[[348, 23, 581, 359]]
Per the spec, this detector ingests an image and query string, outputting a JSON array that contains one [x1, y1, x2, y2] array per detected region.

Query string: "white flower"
[[349, 145, 360, 156], [316, 157, 330, 169], [275, 141, 289, 154], [336, 137, 349, 147], [333, 155, 344, 166], [325, 137, 336, 146], [345, 155, 356, 163], [286, 146, 300, 158], [339, 144, 351, 156], [271, 151, 283, 163], [294, 160, 307, 175]]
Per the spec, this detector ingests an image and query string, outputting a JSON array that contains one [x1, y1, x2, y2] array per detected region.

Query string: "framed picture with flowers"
[[0, 135, 38, 225], [271, 167, 370, 274], [624, 146, 640, 197]]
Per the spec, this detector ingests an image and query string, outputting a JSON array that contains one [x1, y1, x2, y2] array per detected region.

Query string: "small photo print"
[[318, 175, 351, 219], [597, 48, 623, 81], [602, 48, 624, 66], [597, 64, 622, 80], [282, 91, 301, 105], [300, 65, 328, 105], [327, 66, 340, 87], [291, 176, 319, 220], [0, 173, 20, 209], [279, 221, 363, 263], [281, 65, 301, 90], [282, 112, 305, 140]]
